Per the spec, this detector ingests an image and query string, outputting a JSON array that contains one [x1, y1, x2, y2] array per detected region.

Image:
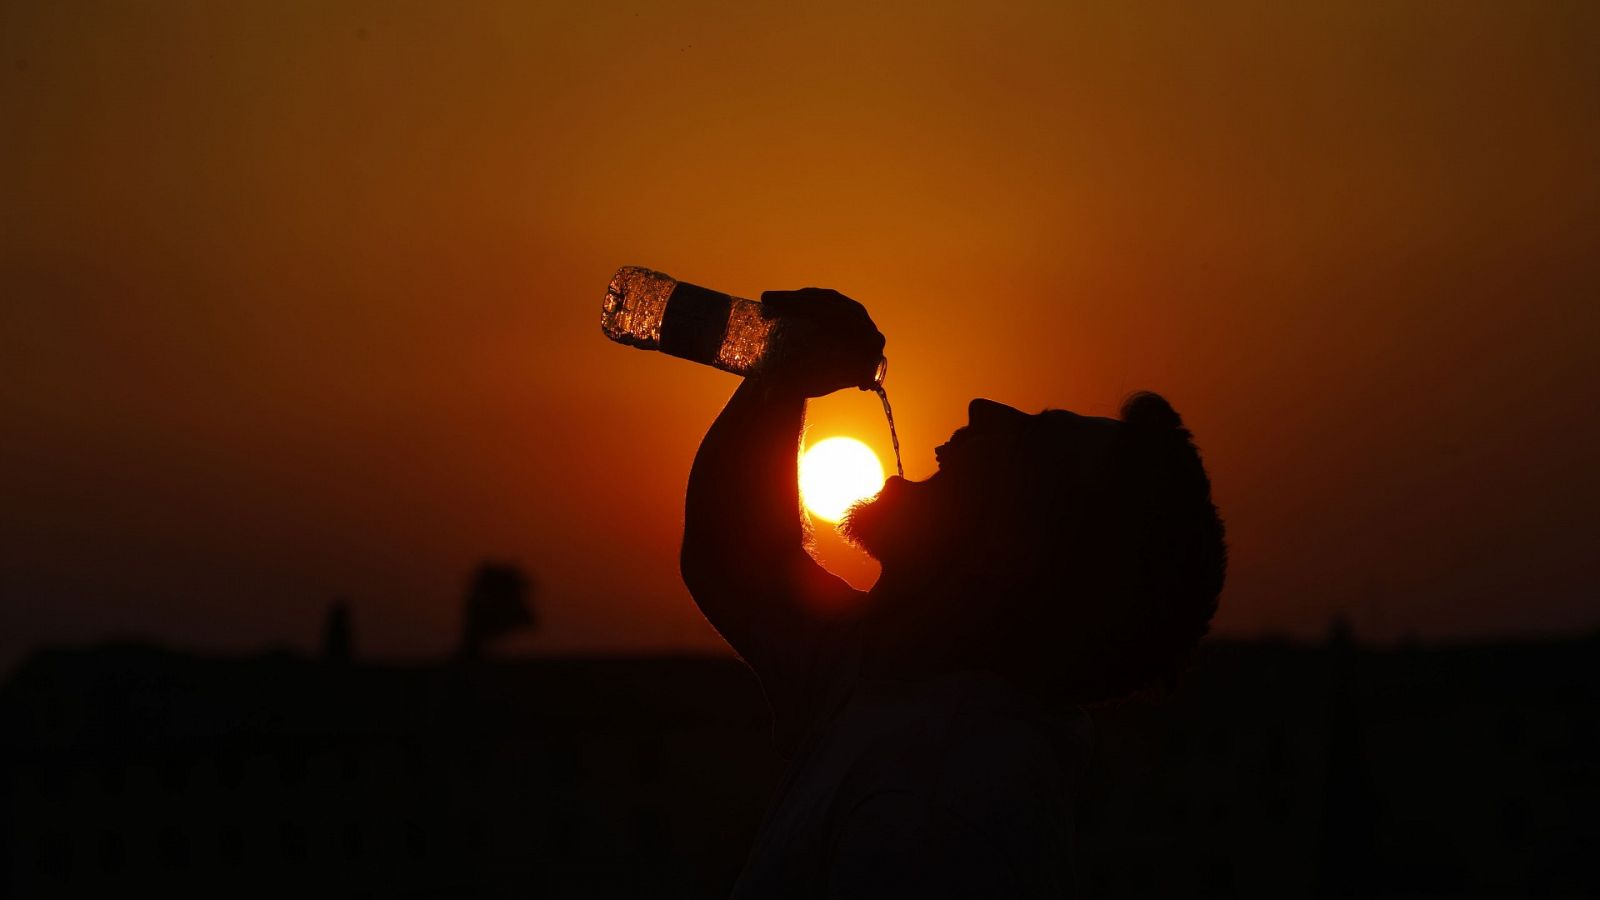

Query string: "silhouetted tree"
[[457, 562, 536, 660]]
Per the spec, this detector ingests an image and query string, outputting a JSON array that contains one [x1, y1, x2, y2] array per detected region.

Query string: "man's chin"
[[845, 482, 923, 561], [838, 496, 889, 560]]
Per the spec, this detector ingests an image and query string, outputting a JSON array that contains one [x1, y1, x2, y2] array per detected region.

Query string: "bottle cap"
[[865, 356, 888, 390]]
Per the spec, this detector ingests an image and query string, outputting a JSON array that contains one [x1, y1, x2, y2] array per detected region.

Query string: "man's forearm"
[[683, 377, 808, 589]]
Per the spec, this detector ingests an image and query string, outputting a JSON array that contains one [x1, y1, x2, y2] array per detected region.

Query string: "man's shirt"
[[731, 629, 1083, 898]]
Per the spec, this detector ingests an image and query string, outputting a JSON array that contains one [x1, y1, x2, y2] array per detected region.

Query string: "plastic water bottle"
[[601, 266, 887, 385], [601, 265, 902, 475]]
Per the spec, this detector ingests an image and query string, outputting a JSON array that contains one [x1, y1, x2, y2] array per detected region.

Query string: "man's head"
[[841, 392, 1226, 705]]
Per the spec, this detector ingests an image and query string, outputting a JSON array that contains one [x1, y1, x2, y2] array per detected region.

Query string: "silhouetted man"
[[682, 289, 1225, 897]]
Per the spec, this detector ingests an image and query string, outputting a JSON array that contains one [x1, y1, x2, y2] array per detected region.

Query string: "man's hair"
[[997, 392, 1227, 707]]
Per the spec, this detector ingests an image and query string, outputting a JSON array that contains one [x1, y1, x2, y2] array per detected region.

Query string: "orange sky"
[[3, 1, 1597, 669]]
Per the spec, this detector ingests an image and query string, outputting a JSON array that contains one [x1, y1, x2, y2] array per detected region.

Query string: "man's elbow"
[[680, 542, 769, 658], [679, 541, 717, 598], [681, 538, 789, 612], [679, 537, 745, 603]]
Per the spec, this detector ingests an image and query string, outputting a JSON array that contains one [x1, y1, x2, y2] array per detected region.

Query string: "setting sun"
[[800, 437, 886, 524]]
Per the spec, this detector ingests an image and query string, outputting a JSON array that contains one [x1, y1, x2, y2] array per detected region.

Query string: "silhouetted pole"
[[1318, 615, 1380, 898], [323, 599, 353, 663]]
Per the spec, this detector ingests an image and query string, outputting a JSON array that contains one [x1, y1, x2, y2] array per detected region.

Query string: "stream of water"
[[873, 385, 904, 478]]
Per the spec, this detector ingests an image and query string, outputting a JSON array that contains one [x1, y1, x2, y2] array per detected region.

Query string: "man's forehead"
[[955, 402, 1122, 458], [1033, 410, 1121, 481], [1059, 411, 1122, 430], [964, 398, 1118, 430], [1036, 409, 1122, 445]]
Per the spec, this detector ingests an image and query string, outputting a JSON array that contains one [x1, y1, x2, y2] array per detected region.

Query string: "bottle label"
[[659, 282, 732, 364]]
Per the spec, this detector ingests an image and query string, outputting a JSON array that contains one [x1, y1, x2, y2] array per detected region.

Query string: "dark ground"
[[2, 629, 1595, 898]]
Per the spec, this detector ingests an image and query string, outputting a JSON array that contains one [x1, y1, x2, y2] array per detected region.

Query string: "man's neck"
[[858, 569, 985, 681]]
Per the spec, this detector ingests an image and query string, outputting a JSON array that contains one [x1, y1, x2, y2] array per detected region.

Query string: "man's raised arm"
[[679, 288, 885, 689]]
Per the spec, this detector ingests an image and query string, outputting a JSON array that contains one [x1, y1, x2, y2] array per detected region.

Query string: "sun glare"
[[800, 437, 886, 524]]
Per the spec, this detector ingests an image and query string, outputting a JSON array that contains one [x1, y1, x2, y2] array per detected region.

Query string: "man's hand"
[[759, 288, 886, 399]]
